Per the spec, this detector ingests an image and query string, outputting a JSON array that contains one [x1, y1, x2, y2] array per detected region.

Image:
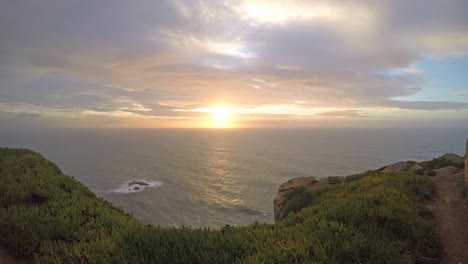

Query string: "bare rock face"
[[381, 162, 408, 173], [273, 176, 329, 220], [408, 163, 423, 172], [128, 180, 149, 187], [436, 166, 462, 178]]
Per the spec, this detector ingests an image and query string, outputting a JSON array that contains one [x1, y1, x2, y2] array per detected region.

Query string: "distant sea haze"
[[1, 127, 467, 228]]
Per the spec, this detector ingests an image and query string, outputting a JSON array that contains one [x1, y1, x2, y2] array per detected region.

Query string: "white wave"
[[113, 180, 163, 194]]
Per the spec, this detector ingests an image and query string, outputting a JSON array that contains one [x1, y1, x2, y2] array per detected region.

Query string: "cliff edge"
[[273, 138, 468, 263], [274, 144, 467, 221]]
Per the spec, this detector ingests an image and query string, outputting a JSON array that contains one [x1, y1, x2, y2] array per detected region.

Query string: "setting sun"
[[210, 108, 233, 128], [212, 108, 232, 121]]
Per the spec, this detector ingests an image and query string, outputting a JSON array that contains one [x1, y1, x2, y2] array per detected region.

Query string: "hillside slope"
[[0, 148, 440, 263]]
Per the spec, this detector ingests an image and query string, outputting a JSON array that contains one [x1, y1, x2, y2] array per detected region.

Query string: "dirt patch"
[[26, 193, 48, 206], [430, 172, 468, 264], [0, 248, 30, 264]]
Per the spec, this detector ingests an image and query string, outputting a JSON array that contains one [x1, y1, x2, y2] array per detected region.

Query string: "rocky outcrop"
[[381, 162, 408, 173], [441, 153, 464, 165], [273, 176, 330, 220], [127, 180, 150, 191], [408, 164, 423, 172], [436, 166, 462, 178], [274, 138, 468, 222], [128, 180, 149, 187]]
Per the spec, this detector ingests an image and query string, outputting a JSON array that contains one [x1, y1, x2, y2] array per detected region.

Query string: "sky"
[[0, 0, 468, 128]]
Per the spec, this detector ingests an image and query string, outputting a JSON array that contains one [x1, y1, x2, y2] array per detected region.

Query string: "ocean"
[[1, 127, 467, 228]]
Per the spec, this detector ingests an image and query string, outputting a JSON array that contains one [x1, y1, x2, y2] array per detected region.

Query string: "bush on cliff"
[[0, 148, 440, 263], [420, 157, 464, 170]]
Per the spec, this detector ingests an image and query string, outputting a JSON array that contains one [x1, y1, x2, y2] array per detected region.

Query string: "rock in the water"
[[382, 162, 408, 173], [408, 163, 423, 172], [128, 180, 149, 187], [133, 186, 140, 191], [436, 166, 462, 178], [273, 176, 329, 220], [440, 153, 464, 165]]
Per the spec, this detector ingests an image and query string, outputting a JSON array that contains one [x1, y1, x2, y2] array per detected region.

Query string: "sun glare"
[[212, 108, 232, 121], [211, 108, 233, 128]]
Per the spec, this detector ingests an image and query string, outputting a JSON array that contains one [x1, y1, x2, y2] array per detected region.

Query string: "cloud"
[[382, 99, 468, 110], [316, 110, 366, 118], [451, 90, 468, 95], [0, 0, 468, 127]]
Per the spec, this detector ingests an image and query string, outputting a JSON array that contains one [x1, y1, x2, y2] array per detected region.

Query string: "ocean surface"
[[1, 127, 467, 228]]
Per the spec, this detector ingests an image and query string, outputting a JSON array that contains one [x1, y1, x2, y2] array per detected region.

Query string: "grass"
[[0, 148, 440, 263]]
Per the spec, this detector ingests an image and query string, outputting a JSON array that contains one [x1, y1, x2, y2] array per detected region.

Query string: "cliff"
[[0, 147, 451, 263], [274, 150, 466, 221], [272, 138, 468, 263]]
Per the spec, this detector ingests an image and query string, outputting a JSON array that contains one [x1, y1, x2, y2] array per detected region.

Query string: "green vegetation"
[[414, 168, 437, 177], [282, 186, 318, 218], [0, 148, 139, 263], [420, 157, 464, 170], [326, 176, 342, 185], [413, 156, 464, 177], [0, 148, 440, 263], [343, 170, 376, 183]]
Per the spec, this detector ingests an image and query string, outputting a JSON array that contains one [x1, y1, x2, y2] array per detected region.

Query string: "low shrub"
[[327, 176, 341, 185], [420, 157, 464, 170]]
